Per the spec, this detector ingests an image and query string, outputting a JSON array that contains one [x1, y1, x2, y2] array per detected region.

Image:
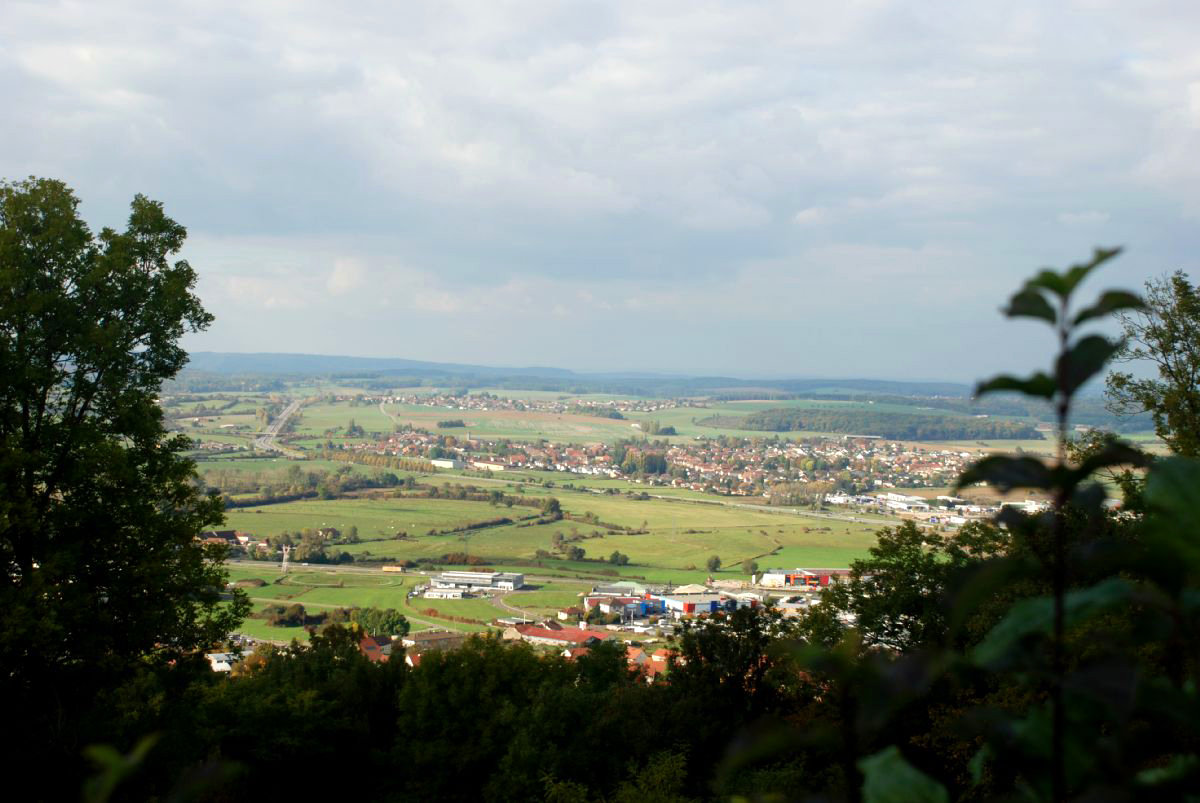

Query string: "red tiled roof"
[[514, 624, 608, 645], [359, 635, 390, 663]]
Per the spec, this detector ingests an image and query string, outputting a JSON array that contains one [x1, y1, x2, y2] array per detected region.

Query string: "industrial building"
[[430, 458, 465, 469], [650, 591, 758, 619], [432, 570, 525, 591], [758, 568, 852, 589]]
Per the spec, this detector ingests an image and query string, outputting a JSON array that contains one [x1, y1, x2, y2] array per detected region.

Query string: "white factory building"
[[432, 570, 526, 591]]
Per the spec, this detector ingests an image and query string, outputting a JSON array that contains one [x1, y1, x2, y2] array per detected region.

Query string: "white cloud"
[[220, 276, 309, 310], [326, 259, 364, 295], [793, 207, 828, 225], [1057, 210, 1110, 225]]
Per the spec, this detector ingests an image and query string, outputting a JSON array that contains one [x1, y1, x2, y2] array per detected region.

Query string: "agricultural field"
[[225, 489, 885, 584], [224, 564, 499, 639], [380, 402, 637, 442], [225, 497, 520, 541], [291, 401, 394, 435]]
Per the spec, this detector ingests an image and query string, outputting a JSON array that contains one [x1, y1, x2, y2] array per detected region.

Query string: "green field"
[[380, 402, 637, 442], [292, 402, 394, 435], [225, 487, 882, 582], [502, 582, 588, 617], [225, 497, 525, 541], [225, 565, 497, 637]]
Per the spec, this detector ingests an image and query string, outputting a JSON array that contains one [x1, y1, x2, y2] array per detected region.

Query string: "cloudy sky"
[[3, 1, 1199, 381]]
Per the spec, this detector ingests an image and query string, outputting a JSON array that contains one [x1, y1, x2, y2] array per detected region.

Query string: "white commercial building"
[[206, 652, 236, 672], [432, 570, 525, 591], [425, 588, 468, 599]]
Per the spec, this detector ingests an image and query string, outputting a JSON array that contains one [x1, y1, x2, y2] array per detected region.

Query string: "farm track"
[[378, 400, 399, 426], [490, 593, 535, 621]]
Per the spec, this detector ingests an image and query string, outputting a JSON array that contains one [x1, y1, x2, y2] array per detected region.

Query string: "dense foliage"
[[1108, 270, 1200, 456], [0, 178, 247, 775]]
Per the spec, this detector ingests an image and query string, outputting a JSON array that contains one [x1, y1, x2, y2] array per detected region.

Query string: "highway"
[[253, 399, 302, 454]]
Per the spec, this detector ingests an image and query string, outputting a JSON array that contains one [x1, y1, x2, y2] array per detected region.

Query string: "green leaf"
[[1073, 290, 1144, 326], [947, 555, 1039, 635], [956, 455, 1052, 492], [1025, 270, 1070, 298], [1144, 457, 1200, 526], [1136, 754, 1200, 787], [1004, 289, 1057, 324], [1022, 247, 1122, 300], [1078, 440, 1150, 471], [975, 372, 1056, 400], [859, 746, 949, 803], [1143, 458, 1200, 570], [1057, 334, 1120, 397], [967, 746, 991, 785], [972, 578, 1135, 668], [1061, 246, 1123, 296], [82, 735, 158, 803]]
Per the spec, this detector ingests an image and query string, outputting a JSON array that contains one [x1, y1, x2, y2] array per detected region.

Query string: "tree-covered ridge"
[[728, 407, 1043, 439]]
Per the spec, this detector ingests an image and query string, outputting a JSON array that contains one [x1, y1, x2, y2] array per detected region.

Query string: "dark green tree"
[[798, 521, 1007, 651], [609, 550, 630, 565], [706, 555, 722, 573], [0, 178, 248, 767], [351, 607, 409, 637]]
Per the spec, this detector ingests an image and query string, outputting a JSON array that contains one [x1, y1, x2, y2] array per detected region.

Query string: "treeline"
[[734, 407, 1043, 439], [163, 371, 285, 392], [59, 616, 821, 801], [425, 516, 515, 536], [569, 404, 625, 419], [211, 463, 409, 507], [319, 448, 434, 473], [259, 604, 409, 635], [640, 419, 677, 436]]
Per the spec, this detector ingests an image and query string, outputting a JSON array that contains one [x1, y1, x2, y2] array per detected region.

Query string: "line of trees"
[[737, 407, 1044, 439]]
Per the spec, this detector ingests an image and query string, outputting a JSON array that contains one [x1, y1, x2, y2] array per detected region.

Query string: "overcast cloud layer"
[[3, 0, 1199, 380]]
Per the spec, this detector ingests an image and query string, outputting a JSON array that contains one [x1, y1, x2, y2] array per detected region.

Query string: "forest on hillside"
[[710, 408, 1044, 440]]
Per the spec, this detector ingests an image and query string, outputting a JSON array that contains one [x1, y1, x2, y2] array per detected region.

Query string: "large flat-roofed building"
[[650, 592, 757, 619], [432, 570, 525, 591], [759, 568, 852, 589], [471, 459, 506, 471], [430, 458, 465, 469]]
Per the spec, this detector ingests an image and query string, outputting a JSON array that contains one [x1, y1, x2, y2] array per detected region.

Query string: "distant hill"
[[185, 352, 575, 379], [182, 352, 972, 397]]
